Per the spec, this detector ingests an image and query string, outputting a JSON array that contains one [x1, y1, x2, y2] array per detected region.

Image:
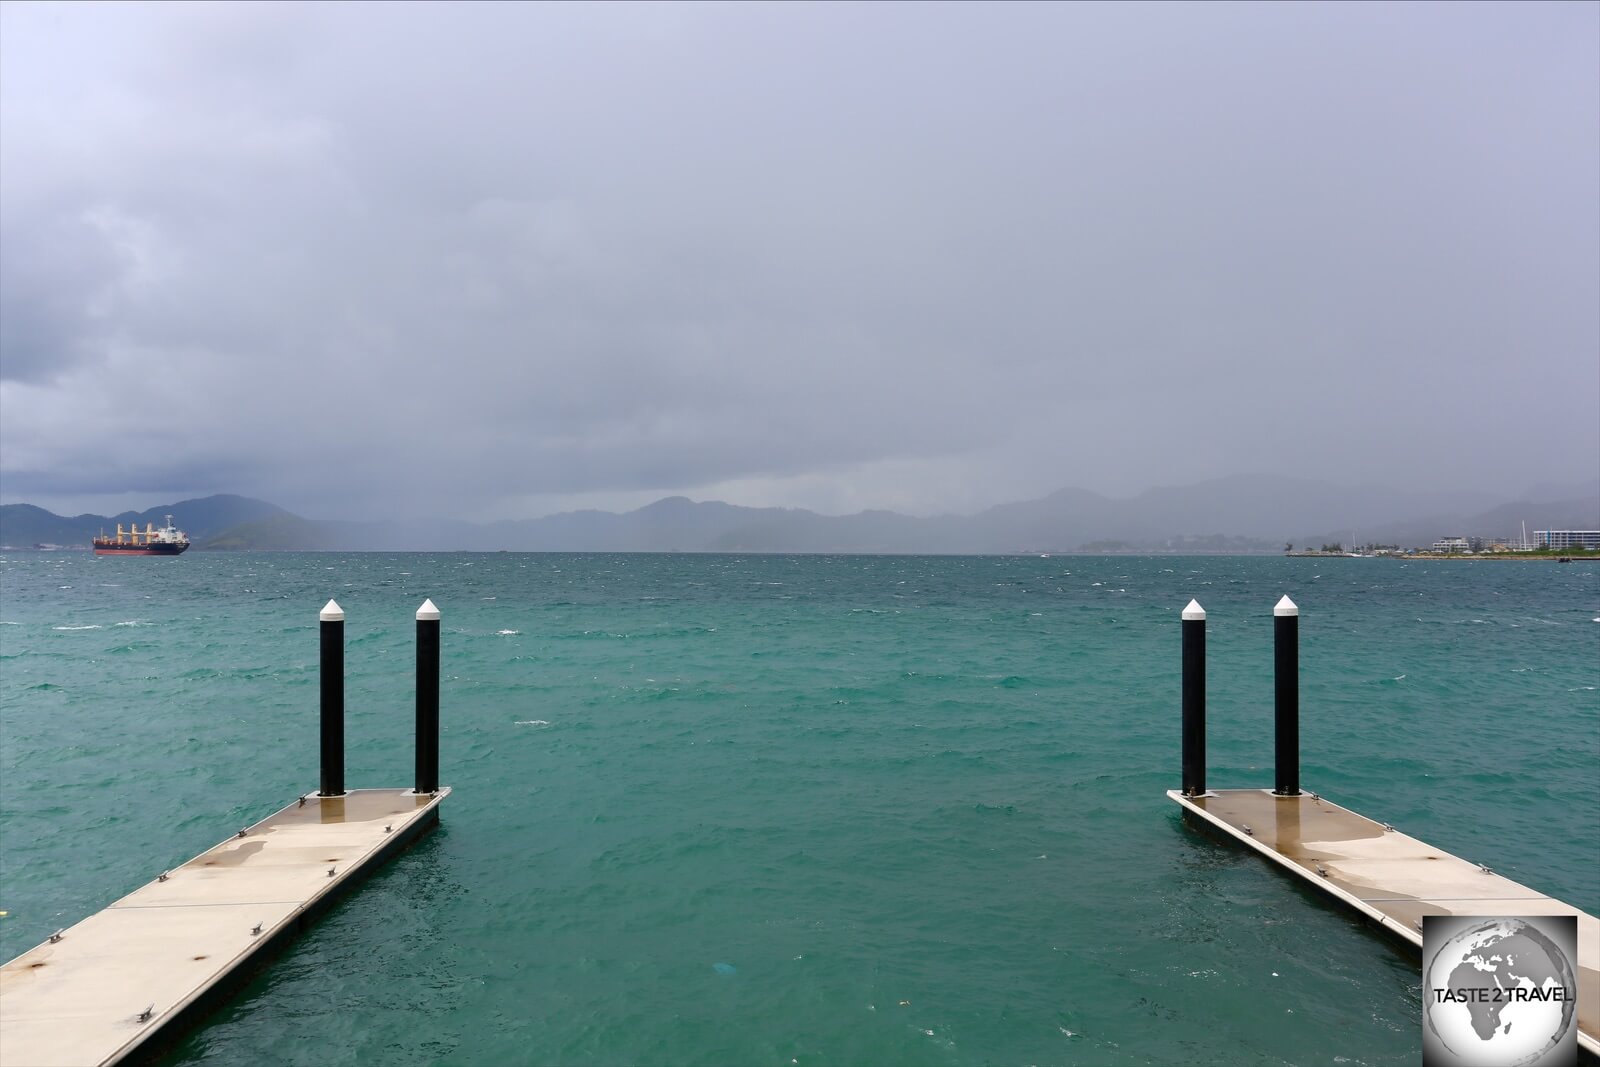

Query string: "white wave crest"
[[496, 629, 520, 636], [53, 624, 102, 631], [514, 719, 551, 726]]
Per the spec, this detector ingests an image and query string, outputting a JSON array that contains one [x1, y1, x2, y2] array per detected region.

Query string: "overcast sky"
[[2, 1, 1595, 521]]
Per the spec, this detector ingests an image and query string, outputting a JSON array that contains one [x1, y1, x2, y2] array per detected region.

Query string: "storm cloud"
[[2, 2, 1596, 520]]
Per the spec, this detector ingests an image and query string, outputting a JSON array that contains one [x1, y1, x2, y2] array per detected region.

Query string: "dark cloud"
[[0, 210, 123, 383], [2, 2, 1595, 519]]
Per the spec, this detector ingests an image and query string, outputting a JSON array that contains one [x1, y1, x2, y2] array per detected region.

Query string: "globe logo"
[[1424, 917, 1577, 1067]]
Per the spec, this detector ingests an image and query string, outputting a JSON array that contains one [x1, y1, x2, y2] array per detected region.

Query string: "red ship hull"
[[93, 543, 189, 556]]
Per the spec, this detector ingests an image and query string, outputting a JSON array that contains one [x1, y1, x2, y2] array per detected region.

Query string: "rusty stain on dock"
[[0, 788, 449, 1067], [1170, 787, 1598, 1057]]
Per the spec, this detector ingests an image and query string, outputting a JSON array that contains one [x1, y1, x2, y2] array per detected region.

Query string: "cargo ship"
[[93, 515, 190, 556]]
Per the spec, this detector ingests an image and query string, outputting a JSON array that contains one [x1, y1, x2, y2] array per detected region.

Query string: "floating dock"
[[2, 599, 452, 1067], [0, 788, 449, 1067], [1170, 788, 1599, 1057], [1172, 595, 1597, 1058]]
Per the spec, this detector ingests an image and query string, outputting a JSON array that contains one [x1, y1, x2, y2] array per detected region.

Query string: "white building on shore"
[[1534, 530, 1600, 550]]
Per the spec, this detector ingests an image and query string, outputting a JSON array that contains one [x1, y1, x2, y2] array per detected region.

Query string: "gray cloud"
[[2, 2, 1595, 520]]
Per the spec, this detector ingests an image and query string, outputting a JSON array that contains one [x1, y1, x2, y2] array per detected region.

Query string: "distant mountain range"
[[2, 476, 1595, 554]]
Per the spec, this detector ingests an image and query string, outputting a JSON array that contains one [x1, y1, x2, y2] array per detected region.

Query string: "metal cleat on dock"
[[137, 1004, 154, 1023]]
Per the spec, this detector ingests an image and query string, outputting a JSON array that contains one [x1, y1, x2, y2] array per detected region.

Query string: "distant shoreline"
[[1391, 553, 1598, 562], [1285, 552, 1598, 562]]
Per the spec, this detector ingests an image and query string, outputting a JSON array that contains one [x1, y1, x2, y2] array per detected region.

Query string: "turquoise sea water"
[[1, 552, 1596, 1066]]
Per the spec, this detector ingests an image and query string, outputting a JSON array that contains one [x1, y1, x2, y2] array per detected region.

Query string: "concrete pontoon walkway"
[[0, 788, 449, 1067], [1170, 787, 1599, 1057]]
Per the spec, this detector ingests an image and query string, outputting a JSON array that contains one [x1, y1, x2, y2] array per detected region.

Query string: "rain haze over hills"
[[1, 2, 1596, 530]]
